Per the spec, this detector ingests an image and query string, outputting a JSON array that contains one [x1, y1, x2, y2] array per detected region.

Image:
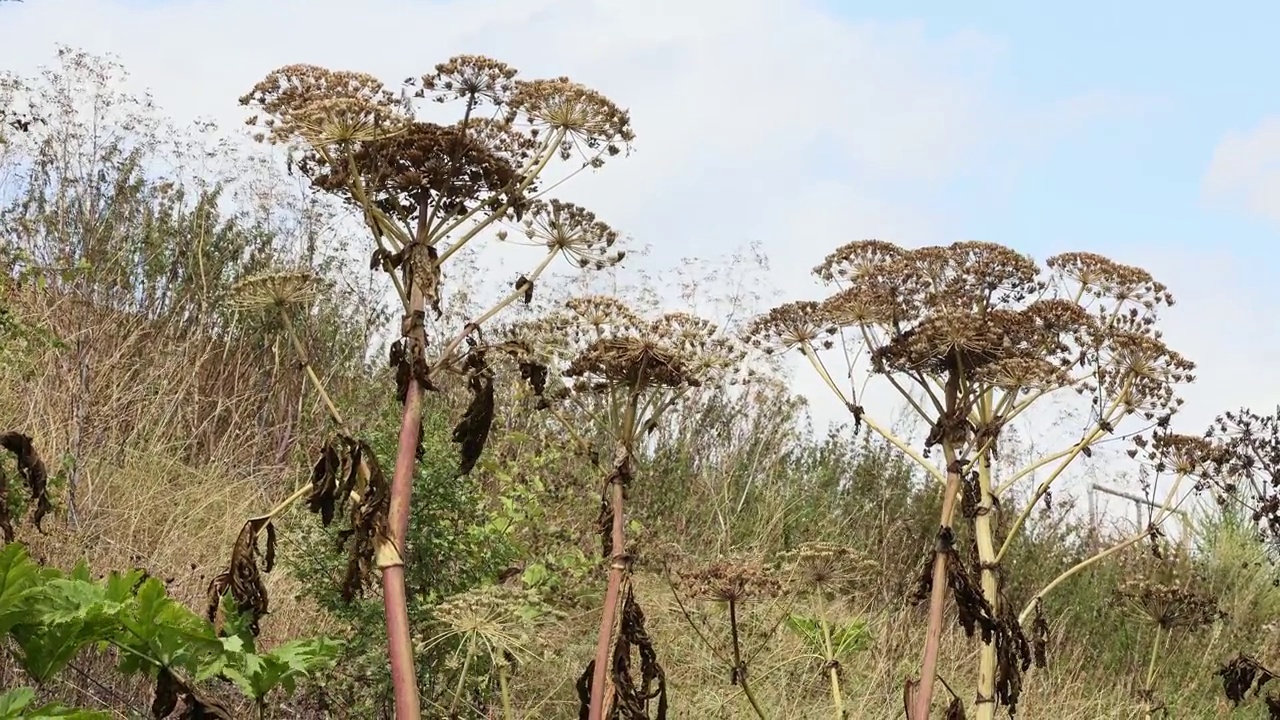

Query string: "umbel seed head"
[[228, 271, 320, 311]]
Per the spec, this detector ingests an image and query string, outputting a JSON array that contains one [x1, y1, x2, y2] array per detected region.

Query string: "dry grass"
[[0, 285, 1275, 719], [0, 288, 340, 715]]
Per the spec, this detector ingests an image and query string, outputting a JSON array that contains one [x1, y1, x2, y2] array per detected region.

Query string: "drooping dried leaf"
[[390, 334, 432, 403], [306, 435, 372, 527], [610, 585, 668, 720], [576, 661, 593, 720], [0, 431, 51, 534], [452, 342, 496, 475], [1217, 653, 1275, 706], [335, 445, 392, 602], [206, 517, 274, 636], [1031, 600, 1049, 669]]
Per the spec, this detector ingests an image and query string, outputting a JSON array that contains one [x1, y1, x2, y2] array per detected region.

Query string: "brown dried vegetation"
[[750, 239, 1198, 719], [0, 431, 51, 542]]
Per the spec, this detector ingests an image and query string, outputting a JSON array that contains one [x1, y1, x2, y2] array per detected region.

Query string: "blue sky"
[[832, 1, 1279, 265]]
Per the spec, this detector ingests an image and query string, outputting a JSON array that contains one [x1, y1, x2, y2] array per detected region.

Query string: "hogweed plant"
[[210, 56, 635, 719], [747, 241, 1199, 719], [1116, 547, 1224, 719], [415, 583, 559, 719], [776, 542, 876, 719], [665, 550, 785, 720], [497, 297, 743, 719]]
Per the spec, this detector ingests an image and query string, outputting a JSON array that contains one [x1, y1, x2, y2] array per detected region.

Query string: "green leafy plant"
[[0, 688, 105, 720], [0, 536, 341, 719]]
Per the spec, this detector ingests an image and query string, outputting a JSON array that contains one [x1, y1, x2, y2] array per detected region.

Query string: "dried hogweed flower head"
[[506, 77, 634, 165], [743, 300, 837, 356], [565, 332, 685, 390], [1129, 431, 1223, 479], [419, 54, 519, 105], [1117, 560, 1223, 631], [1046, 251, 1174, 310], [558, 302, 740, 391], [227, 271, 320, 311], [350, 119, 529, 221], [813, 239, 906, 285], [776, 542, 875, 599], [422, 584, 558, 663], [510, 199, 625, 270], [672, 555, 782, 604], [239, 64, 404, 146]]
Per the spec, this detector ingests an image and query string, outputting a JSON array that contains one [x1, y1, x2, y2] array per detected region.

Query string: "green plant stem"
[[1143, 625, 1164, 720], [498, 663, 514, 720], [819, 616, 845, 719], [730, 599, 769, 720], [430, 247, 559, 374], [740, 678, 770, 720], [1017, 470, 1189, 625], [276, 306, 347, 431], [799, 344, 944, 485], [449, 636, 478, 717]]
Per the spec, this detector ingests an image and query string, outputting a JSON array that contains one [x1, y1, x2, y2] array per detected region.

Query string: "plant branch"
[[800, 344, 943, 484]]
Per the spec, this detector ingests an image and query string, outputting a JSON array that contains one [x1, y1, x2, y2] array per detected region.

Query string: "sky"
[[2, 0, 1279, 524]]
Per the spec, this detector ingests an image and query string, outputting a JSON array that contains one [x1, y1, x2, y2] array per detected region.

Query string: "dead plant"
[[666, 551, 784, 719], [232, 56, 635, 719], [748, 241, 1200, 719], [500, 299, 743, 719], [0, 431, 51, 543]]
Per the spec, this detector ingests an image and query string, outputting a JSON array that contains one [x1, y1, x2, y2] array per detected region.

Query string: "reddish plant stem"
[[383, 385, 424, 718], [911, 459, 961, 719], [910, 373, 963, 720], [382, 273, 426, 720], [589, 460, 629, 720]]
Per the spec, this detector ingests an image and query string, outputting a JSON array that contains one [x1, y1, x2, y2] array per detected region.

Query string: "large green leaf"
[[0, 543, 41, 636], [0, 687, 110, 719]]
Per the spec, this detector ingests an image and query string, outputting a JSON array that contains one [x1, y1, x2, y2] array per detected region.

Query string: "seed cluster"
[[749, 240, 1196, 420]]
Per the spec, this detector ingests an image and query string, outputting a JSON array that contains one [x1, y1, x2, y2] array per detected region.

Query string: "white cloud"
[[1203, 116, 1280, 225]]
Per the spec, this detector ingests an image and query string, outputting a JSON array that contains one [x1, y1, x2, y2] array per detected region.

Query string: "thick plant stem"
[[382, 275, 426, 720], [910, 441, 963, 720], [909, 370, 964, 720], [973, 451, 1000, 720], [820, 616, 845, 718], [589, 468, 628, 720]]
